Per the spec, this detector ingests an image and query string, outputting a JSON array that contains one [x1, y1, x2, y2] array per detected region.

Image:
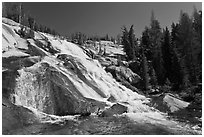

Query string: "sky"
[[21, 2, 202, 38]]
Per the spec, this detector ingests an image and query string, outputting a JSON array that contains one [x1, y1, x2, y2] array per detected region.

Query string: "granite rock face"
[[105, 65, 141, 84], [2, 18, 150, 133]]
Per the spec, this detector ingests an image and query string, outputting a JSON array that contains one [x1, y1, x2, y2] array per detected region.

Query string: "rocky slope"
[[2, 18, 149, 130], [2, 18, 201, 134]]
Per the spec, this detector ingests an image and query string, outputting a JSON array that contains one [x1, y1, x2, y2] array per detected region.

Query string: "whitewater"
[[2, 18, 201, 134]]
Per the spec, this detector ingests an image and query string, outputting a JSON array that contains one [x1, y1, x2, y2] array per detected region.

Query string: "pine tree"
[[154, 50, 166, 85], [171, 23, 180, 49], [170, 23, 185, 90], [19, 3, 22, 24], [148, 11, 165, 85], [149, 11, 162, 56], [121, 26, 131, 60], [193, 8, 202, 45], [161, 27, 173, 81], [39, 24, 44, 32], [105, 34, 109, 41], [170, 49, 182, 90], [5, 3, 20, 22], [141, 47, 150, 91], [192, 8, 202, 83], [141, 26, 152, 60], [149, 67, 158, 88], [33, 22, 38, 31], [121, 25, 138, 61], [128, 25, 137, 60], [178, 11, 194, 85], [28, 16, 35, 29]]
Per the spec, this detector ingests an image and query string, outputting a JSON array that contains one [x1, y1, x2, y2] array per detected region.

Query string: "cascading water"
[[3, 18, 201, 134], [11, 66, 55, 114]]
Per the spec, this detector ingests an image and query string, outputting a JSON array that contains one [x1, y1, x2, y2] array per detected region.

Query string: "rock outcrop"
[[100, 103, 128, 117], [150, 93, 190, 113], [105, 65, 141, 84], [2, 18, 151, 133]]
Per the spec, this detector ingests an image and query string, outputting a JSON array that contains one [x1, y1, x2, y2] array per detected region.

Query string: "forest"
[[121, 9, 202, 103]]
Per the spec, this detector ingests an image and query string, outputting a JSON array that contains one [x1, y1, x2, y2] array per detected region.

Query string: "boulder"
[[97, 56, 112, 67], [11, 62, 91, 116], [6, 60, 107, 116], [105, 65, 141, 84], [2, 98, 39, 134], [107, 95, 117, 103], [163, 93, 190, 112], [99, 103, 128, 117], [150, 93, 190, 113]]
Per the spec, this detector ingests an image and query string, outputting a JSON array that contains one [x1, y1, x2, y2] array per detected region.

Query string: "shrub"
[[17, 26, 34, 39]]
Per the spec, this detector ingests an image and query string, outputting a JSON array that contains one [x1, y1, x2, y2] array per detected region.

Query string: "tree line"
[[121, 9, 202, 93], [2, 3, 119, 45], [2, 2, 60, 36], [70, 32, 117, 45]]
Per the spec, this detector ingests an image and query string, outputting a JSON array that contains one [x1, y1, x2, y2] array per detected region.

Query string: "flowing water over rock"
[[2, 18, 202, 135]]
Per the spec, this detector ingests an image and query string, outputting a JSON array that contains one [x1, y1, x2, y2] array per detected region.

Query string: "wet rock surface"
[[100, 103, 128, 117]]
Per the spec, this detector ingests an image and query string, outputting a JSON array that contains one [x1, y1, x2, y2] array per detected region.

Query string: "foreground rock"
[[100, 103, 128, 117], [2, 98, 39, 134], [150, 93, 190, 113], [9, 61, 106, 116]]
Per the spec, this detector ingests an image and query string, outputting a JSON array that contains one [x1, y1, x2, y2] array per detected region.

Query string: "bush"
[[17, 26, 34, 39], [179, 85, 202, 102]]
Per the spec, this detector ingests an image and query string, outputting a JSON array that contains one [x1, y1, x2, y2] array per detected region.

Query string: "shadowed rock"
[[105, 65, 141, 84], [100, 103, 128, 117]]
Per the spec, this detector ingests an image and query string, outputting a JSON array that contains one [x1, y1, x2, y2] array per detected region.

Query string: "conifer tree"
[[121, 26, 131, 60], [33, 22, 38, 31], [4, 3, 20, 23], [161, 27, 173, 80], [141, 47, 150, 91], [141, 26, 151, 60], [149, 67, 158, 88], [177, 11, 196, 85], [192, 8, 202, 83], [121, 25, 138, 61], [128, 25, 137, 60], [149, 11, 162, 58], [171, 23, 180, 49], [148, 11, 165, 85], [28, 16, 35, 29], [105, 34, 109, 41]]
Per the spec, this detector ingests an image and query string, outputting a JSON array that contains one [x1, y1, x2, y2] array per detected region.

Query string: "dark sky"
[[22, 2, 202, 37]]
